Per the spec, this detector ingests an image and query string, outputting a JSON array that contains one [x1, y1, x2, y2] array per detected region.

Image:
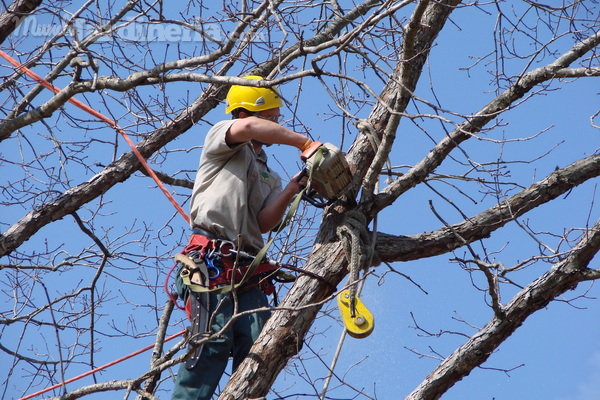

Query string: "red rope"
[[1, 52, 192, 397], [0, 50, 191, 224], [165, 260, 186, 310], [17, 329, 186, 400]]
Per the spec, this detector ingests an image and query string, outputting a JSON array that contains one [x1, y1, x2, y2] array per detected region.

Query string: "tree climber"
[[171, 76, 311, 400]]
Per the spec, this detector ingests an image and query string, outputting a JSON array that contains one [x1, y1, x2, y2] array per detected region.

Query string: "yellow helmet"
[[225, 76, 283, 114]]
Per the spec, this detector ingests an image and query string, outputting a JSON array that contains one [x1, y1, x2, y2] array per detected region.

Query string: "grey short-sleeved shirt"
[[190, 119, 283, 252]]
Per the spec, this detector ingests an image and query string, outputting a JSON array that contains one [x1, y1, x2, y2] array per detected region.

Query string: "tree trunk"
[[220, 216, 349, 399]]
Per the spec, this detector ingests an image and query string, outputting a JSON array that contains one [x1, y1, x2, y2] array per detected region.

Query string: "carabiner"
[[204, 255, 221, 280], [218, 240, 236, 257]]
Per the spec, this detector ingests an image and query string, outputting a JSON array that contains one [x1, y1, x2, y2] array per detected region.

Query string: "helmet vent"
[[255, 97, 265, 106]]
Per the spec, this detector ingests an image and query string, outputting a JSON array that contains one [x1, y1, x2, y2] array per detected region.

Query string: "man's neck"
[[251, 140, 263, 154]]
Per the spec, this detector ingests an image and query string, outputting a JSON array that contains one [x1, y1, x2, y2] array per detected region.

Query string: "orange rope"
[[0, 50, 191, 224], [17, 329, 186, 400], [2, 51, 192, 397]]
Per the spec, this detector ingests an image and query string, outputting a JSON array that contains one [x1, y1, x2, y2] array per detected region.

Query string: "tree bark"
[[375, 153, 600, 263], [220, 223, 349, 400], [0, 0, 42, 45]]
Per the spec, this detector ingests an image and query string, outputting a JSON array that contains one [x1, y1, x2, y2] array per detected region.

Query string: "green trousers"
[[171, 285, 271, 400]]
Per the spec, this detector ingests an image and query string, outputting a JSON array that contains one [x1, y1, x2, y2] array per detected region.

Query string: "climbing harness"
[[173, 231, 287, 367], [173, 232, 331, 299], [176, 232, 283, 296], [171, 228, 333, 367]]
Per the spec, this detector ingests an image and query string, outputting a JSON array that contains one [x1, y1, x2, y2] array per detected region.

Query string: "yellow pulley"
[[337, 289, 375, 339]]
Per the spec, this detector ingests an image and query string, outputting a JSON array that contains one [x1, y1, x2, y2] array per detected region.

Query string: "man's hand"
[[285, 170, 308, 195]]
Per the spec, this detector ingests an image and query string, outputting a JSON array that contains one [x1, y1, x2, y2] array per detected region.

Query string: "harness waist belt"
[[179, 233, 278, 294]]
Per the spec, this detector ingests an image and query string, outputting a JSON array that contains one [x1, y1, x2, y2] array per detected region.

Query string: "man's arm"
[[257, 171, 307, 233], [226, 117, 309, 149]]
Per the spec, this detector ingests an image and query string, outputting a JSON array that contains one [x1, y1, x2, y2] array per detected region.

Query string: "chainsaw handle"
[[302, 191, 333, 208], [296, 168, 308, 182], [295, 168, 328, 207]]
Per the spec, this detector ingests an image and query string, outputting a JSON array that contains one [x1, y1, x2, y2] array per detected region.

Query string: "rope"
[[319, 276, 366, 400], [322, 140, 382, 398], [17, 329, 186, 400], [335, 210, 373, 316], [0, 50, 191, 224], [320, 216, 374, 400], [1, 51, 193, 398]]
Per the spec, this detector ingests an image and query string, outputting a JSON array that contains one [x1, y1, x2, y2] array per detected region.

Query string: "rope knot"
[[336, 210, 380, 315]]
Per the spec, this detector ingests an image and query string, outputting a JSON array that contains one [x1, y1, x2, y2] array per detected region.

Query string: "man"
[[171, 76, 312, 400]]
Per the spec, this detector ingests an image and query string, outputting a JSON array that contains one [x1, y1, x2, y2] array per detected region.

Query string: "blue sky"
[[1, 2, 599, 400]]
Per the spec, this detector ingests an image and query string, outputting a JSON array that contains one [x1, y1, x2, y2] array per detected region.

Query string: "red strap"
[[180, 234, 279, 293], [184, 297, 192, 321], [0, 50, 191, 225], [182, 234, 213, 254], [206, 260, 278, 288]]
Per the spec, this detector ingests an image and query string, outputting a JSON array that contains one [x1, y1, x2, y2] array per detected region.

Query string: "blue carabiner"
[[205, 255, 221, 280]]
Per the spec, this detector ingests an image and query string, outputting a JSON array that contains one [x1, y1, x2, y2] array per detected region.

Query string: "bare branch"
[[375, 153, 600, 263], [371, 28, 600, 213], [0, 0, 43, 44], [404, 219, 600, 400]]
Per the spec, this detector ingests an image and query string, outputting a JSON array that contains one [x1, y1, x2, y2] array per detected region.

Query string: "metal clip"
[[204, 254, 221, 280], [206, 240, 218, 258], [218, 240, 236, 257]]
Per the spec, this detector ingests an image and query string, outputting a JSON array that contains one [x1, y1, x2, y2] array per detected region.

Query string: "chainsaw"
[[299, 141, 353, 207]]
